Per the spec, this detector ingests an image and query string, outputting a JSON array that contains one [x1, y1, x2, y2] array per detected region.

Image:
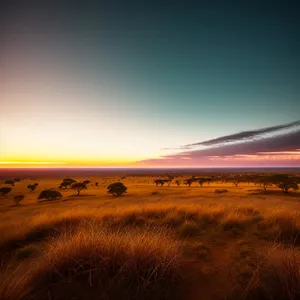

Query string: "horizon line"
[[0, 166, 300, 169]]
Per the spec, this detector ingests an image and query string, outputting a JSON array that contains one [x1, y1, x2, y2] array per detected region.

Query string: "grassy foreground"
[[0, 176, 299, 299]]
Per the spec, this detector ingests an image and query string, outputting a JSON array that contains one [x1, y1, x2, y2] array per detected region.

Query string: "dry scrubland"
[[0, 173, 300, 300]]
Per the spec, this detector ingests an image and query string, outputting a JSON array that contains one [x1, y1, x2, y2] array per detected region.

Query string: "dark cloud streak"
[[184, 120, 300, 147], [139, 122, 300, 166]]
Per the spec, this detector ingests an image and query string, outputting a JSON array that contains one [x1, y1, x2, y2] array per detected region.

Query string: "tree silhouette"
[[175, 180, 181, 186], [71, 182, 87, 196], [154, 179, 166, 186], [197, 178, 206, 187], [270, 175, 299, 193], [107, 182, 127, 196], [256, 176, 273, 193], [27, 184, 37, 192], [184, 178, 197, 187], [227, 176, 244, 187], [166, 175, 174, 187], [59, 181, 72, 189], [13, 195, 24, 205], [63, 178, 77, 183]]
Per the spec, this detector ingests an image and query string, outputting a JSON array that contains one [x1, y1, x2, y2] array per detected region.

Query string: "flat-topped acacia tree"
[[255, 176, 273, 193], [71, 182, 87, 196], [270, 175, 299, 193]]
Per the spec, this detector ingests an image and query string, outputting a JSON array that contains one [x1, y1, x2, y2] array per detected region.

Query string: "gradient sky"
[[1, 1, 300, 167]]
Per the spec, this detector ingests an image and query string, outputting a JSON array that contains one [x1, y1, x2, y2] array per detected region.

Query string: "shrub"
[[38, 189, 62, 201], [59, 181, 72, 189], [13, 195, 24, 206], [107, 182, 127, 196], [63, 178, 76, 182], [221, 212, 252, 231], [0, 187, 12, 196], [179, 221, 200, 237], [151, 191, 159, 195], [27, 184, 36, 192], [4, 180, 15, 186], [215, 189, 228, 193]]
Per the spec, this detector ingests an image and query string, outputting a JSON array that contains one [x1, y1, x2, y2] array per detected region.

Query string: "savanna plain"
[[0, 169, 299, 300]]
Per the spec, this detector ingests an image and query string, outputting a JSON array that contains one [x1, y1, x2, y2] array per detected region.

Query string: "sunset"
[[1, 1, 299, 168], [1, 1, 300, 300]]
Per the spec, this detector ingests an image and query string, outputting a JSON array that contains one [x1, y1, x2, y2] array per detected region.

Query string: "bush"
[[13, 195, 24, 205], [179, 221, 200, 237], [0, 187, 12, 196], [59, 181, 72, 189], [27, 184, 36, 192], [4, 180, 15, 186], [215, 189, 228, 193], [107, 182, 127, 196], [62, 178, 76, 183], [38, 189, 62, 201]]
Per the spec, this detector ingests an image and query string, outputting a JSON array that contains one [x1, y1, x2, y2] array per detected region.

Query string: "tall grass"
[[242, 244, 300, 300], [258, 210, 300, 245], [0, 224, 184, 300], [0, 202, 299, 299]]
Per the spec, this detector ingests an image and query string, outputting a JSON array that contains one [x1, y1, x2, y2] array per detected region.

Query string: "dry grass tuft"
[[221, 212, 253, 232], [1, 224, 185, 300], [242, 245, 300, 300], [0, 263, 33, 300], [179, 220, 200, 238], [258, 210, 300, 245]]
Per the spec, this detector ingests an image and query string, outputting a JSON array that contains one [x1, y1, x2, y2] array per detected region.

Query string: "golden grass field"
[[0, 173, 299, 300]]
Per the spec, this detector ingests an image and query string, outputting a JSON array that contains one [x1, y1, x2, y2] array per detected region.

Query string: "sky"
[[1, 0, 300, 168]]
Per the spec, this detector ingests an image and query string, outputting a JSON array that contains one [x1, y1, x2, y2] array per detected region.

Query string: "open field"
[[0, 169, 299, 300]]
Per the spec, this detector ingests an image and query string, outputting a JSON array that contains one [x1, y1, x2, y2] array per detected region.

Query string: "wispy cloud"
[[139, 121, 300, 167], [184, 120, 300, 147]]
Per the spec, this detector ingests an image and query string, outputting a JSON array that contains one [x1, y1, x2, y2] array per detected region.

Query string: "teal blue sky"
[[1, 1, 300, 166]]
